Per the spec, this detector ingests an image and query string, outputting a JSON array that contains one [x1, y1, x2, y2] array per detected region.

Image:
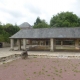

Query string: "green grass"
[[33, 72, 36, 74], [26, 79, 30, 80]]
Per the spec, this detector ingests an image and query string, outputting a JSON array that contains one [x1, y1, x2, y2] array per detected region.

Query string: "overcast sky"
[[0, 0, 80, 25]]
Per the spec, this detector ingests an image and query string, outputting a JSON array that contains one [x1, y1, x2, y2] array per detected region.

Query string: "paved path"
[[0, 47, 22, 57], [0, 47, 80, 58]]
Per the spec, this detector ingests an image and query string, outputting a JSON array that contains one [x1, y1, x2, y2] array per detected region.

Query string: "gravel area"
[[0, 58, 80, 80]]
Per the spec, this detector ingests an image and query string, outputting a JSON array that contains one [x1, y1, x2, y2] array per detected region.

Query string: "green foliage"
[[0, 23, 20, 42], [33, 17, 50, 28], [50, 11, 80, 27], [0, 35, 4, 42], [34, 17, 42, 25]]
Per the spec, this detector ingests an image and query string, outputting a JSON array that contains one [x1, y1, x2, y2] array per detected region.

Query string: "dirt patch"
[[0, 58, 80, 80]]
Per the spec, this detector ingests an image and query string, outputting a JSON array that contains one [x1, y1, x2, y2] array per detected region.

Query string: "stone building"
[[10, 22, 80, 51]]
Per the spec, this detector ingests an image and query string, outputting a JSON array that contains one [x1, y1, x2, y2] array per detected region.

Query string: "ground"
[[0, 47, 80, 80], [0, 58, 80, 80]]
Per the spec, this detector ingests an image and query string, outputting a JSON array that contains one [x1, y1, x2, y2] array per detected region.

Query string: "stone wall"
[[2, 42, 10, 47]]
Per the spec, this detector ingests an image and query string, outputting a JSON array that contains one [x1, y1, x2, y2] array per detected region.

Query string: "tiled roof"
[[10, 27, 80, 39], [19, 22, 32, 29]]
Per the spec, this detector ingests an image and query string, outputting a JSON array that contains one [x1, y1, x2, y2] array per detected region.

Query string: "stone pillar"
[[10, 39, 14, 50], [50, 38, 55, 51], [23, 39, 26, 50], [75, 39, 79, 49], [17, 39, 21, 50]]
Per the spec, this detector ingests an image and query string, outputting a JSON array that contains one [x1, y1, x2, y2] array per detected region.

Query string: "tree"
[[34, 17, 42, 25], [0, 23, 20, 42], [50, 12, 80, 27], [33, 17, 50, 28], [0, 24, 3, 34], [4, 23, 20, 35]]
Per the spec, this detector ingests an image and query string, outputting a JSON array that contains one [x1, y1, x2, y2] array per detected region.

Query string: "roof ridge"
[[22, 27, 80, 30]]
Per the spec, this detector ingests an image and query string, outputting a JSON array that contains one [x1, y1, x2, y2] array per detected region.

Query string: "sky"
[[0, 0, 80, 25]]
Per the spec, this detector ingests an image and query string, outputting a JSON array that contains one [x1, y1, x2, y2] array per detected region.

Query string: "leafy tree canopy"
[[0, 23, 20, 42], [33, 17, 50, 28], [50, 11, 80, 27]]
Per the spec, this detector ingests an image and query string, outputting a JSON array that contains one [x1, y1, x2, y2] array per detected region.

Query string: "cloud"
[[0, 7, 24, 18], [0, 0, 80, 25], [25, 4, 41, 15]]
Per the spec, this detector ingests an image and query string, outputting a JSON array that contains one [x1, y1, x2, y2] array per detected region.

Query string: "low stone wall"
[[29, 55, 80, 59], [2, 42, 10, 47], [0, 54, 21, 64], [1, 54, 80, 65]]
